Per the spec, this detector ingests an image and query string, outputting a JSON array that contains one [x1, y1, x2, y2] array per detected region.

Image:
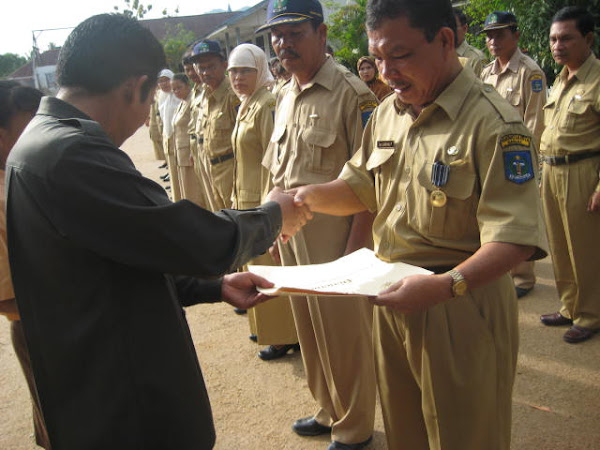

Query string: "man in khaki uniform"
[[454, 8, 486, 76], [182, 54, 212, 210], [539, 6, 600, 344], [147, 91, 165, 161], [291, 0, 547, 448], [257, 1, 377, 448], [191, 40, 240, 211], [481, 11, 547, 298]]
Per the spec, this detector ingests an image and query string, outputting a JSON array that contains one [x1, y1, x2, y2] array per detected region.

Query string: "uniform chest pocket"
[[413, 162, 478, 240], [564, 98, 593, 132], [264, 124, 287, 175], [301, 127, 337, 175], [542, 99, 556, 127], [214, 112, 233, 131], [507, 91, 521, 107], [367, 148, 395, 207]]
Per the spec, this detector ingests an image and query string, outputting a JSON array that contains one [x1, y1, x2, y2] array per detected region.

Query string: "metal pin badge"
[[447, 146, 459, 156]]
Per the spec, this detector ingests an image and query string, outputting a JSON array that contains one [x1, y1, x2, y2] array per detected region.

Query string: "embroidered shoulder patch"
[[360, 101, 378, 128], [500, 134, 532, 149], [530, 74, 543, 93], [504, 151, 534, 184]]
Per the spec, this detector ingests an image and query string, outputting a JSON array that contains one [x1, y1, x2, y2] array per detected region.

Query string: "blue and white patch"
[[360, 101, 377, 128], [504, 151, 534, 184], [530, 74, 543, 93]]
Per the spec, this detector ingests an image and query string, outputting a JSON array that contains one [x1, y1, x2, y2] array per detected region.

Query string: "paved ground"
[[1, 127, 599, 449]]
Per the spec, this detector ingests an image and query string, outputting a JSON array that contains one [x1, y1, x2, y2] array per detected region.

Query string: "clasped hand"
[[265, 187, 313, 242]]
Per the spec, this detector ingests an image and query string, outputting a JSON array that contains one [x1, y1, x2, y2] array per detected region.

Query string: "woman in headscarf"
[[228, 43, 299, 361], [171, 73, 205, 206], [157, 69, 182, 200], [357, 56, 393, 102]]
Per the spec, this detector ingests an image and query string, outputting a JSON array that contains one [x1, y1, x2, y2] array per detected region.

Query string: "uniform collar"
[[559, 51, 597, 83], [456, 40, 468, 56], [394, 67, 475, 123], [491, 47, 522, 75], [37, 96, 93, 122], [208, 76, 231, 101], [290, 55, 336, 93]]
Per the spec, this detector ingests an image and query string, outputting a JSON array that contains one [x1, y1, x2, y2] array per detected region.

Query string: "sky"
[[2, 0, 261, 57]]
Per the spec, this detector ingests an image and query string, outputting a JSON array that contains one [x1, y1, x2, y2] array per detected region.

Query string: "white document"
[[248, 248, 433, 297]]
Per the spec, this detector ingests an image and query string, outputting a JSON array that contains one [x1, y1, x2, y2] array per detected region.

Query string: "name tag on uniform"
[[377, 140, 395, 149]]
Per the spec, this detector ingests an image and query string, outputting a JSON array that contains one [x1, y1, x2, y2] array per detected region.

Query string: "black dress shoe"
[[165, 186, 171, 190], [328, 436, 373, 449], [162, 175, 170, 182], [233, 308, 247, 315], [292, 416, 331, 436], [540, 312, 573, 326], [258, 343, 300, 361], [515, 286, 533, 298], [160, 173, 169, 180], [158, 162, 168, 169], [563, 325, 598, 344], [249, 334, 258, 342]]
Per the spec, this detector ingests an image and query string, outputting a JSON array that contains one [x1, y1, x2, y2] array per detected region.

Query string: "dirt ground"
[[1, 127, 599, 449]]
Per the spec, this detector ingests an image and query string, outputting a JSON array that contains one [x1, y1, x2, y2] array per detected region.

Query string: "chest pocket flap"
[[417, 162, 476, 200], [301, 127, 336, 148], [366, 148, 394, 170]]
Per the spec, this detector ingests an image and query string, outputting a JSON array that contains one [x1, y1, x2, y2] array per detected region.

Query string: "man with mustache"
[[257, 0, 378, 448], [539, 6, 600, 343], [480, 11, 547, 299], [291, 0, 547, 447]]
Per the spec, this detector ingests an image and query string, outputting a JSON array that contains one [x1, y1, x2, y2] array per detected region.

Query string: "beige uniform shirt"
[[1, 169, 18, 320], [340, 68, 547, 267], [231, 86, 276, 210], [481, 48, 547, 147], [541, 53, 600, 178], [173, 94, 193, 167], [200, 77, 240, 160], [264, 56, 377, 189], [456, 40, 486, 77], [189, 84, 204, 159], [148, 92, 163, 141]]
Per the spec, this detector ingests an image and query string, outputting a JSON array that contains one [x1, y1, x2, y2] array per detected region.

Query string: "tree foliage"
[[0, 53, 28, 78], [464, 0, 600, 83], [161, 24, 196, 72], [325, 0, 368, 72], [114, 0, 153, 19]]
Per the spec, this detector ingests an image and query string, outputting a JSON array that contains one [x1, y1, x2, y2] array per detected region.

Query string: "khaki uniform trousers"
[[189, 141, 213, 211], [541, 157, 600, 329], [374, 274, 518, 450], [151, 137, 165, 161], [279, 213, 376, 444], [247, 251, 298, 345], [177, 164, 204, 207], [163, 136, 181, 202], [207, 157, 234, 211]]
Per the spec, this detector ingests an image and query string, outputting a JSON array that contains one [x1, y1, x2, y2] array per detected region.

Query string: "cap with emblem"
[[482, 11, 517, 32], [190, 40, 223, 61], [256, 0, 324, 33]]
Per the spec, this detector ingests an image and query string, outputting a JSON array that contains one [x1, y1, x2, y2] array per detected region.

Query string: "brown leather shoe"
[[563, 325, 598, 344], [540, 312, 573, 327]]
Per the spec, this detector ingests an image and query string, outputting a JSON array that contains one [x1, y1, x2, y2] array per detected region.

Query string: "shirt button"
[[405, 167, 411, 175], [396, 203, 402, 211]]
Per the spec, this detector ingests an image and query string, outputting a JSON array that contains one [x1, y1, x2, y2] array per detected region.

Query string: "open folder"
[[248, 248, 432, 297]]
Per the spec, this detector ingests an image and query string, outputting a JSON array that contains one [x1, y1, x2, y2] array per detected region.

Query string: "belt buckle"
[[564, 154, 570, 164]]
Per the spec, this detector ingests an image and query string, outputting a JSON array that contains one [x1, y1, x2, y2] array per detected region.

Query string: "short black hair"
[[172, 73, 189, 85], [56, 14, 166, 101], [366, 0, 457, 45], [0, 81, 43, 128], [552, 6, 595, 36], [454, 8, 467, 26]]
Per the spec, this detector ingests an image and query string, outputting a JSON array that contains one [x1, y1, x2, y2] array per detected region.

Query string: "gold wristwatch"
[[447, 269, 468, 297]]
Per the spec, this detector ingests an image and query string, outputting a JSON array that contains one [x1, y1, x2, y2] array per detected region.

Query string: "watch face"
[[454, 280, 468, 296]]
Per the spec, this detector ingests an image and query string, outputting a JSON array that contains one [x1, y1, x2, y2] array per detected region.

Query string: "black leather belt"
[[210, 152, 234, 165], [542, 151, 600, 166]]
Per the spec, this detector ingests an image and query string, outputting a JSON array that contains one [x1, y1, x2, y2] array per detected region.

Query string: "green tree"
[[464, 0, 600, 83], [325, 0, 368, 72], [113, 0, 153, 19], [0, 53, 28, 78], [161, 24, 196, 72]]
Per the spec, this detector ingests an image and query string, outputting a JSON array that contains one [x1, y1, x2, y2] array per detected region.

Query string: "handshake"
[[265, 186, 313, 242]]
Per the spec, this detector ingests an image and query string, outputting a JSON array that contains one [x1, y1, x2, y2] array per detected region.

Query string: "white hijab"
[[227, 44, 274, 113], [156, 69, 179, 139]]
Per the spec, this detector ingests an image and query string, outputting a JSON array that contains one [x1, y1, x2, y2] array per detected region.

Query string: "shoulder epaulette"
[[480, 84, 522, 123]]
